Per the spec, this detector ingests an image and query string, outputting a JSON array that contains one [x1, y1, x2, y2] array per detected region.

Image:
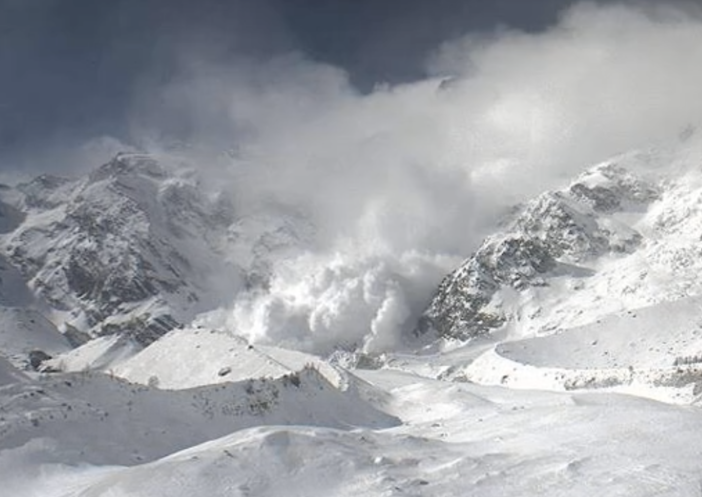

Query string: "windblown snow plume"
[[112, 3, 702, 353]]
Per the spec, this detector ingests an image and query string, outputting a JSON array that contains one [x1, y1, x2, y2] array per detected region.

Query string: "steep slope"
[[418, 148, 693, 342], [0, 307, 72, 369], [0, 153, 320, 360], [5, 145, 702, 497], [0, 154, 243, 345], [0, 356, 28, 386], [0, 250, 72, 368], [0, 367, 398, 468], [42, 334, 142, 373], [113, 328, 294, 388], [105, 327, 342, 389]]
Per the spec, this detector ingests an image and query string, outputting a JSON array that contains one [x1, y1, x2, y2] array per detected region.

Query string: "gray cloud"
[[161, 2, 702, 353], [0, 0, 294, 175], [0, 0, 585, 175], [5, 1, 702, 353]]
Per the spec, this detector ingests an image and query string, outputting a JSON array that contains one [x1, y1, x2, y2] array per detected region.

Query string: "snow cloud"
[[177, 1, 702, 354], [25, 1, 702, 354]]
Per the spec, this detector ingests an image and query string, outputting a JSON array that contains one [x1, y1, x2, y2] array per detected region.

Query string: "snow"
[[0, 307, 71, 371], [45, 335, 141, 373], [113, 328, 293, 389], [0, 253, 71, 369], [6, 368, 702, 496], [0, 154, 244, 345], [9, 146, 702, 495], [0, 355, 28, 386], [0, 367, 397, 466]]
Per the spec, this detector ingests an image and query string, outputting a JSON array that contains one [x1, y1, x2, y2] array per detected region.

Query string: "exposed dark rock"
[[1, 153, 241, 346], [28, 350, 52, 370], [418, 163, 658, 341], [63, 325, 91, 348]]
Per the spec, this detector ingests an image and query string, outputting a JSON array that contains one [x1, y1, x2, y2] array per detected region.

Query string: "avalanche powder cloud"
[[145, 2, 702, 354]]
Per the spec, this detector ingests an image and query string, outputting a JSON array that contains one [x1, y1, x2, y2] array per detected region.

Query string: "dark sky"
[[0, 0, 657, 173]]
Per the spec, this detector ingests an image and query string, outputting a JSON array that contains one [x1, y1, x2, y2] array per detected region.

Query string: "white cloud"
[[146, 2, 702, 354]]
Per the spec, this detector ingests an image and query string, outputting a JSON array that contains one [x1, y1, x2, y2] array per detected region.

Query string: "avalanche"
[[6, 143, 702, 495]]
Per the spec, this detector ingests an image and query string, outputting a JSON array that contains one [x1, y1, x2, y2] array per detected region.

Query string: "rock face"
[[419, 163, 659, 340], [0, 148, 680, 358], [0, 152, 316, 360], [0, 154, 242, 345]]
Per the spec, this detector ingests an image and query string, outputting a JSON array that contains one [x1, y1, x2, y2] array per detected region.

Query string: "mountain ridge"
[[418, 147, 701, 342]]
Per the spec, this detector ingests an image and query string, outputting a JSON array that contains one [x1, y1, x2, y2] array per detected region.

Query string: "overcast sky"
[[1, 0, 698, 176], [4, 0, 702, 350], [0, 0, 587, 173]]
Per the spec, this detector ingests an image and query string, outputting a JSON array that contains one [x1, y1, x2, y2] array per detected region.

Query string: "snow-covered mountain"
[[0, 154, 313, 366], [419, 148, 695, 342], [3, 147, 702, 371], [0, 154, 243, 347], [8, 145, 702, 495]]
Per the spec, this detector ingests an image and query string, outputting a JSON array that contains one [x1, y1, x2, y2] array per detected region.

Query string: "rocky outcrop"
[[419, 162, 659, 340], [0, 154, 240, 345]]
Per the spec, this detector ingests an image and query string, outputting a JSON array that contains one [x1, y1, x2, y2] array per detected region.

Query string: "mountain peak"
[[0, 155, 242, 347], [418, 157, 663, 341], [89, 153, 172, 183]]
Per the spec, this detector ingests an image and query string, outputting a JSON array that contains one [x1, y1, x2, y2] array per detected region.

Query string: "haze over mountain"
[[4, 1, 702, 496], [4, 138, 702, 496]]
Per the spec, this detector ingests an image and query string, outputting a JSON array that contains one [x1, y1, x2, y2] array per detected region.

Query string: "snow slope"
[[0, 253, 72, 369], [8, 145, 702, 496], [0, 154, 243, 346], [0, 307, 71, 368], [420, 146, 702, 343], [6, 370, 702, 496], [43, 335, 142, 374], [113, 328, 295, 388], [98, 327, 342, 389], [0, 367, 397, 468], [0, 356, 28, 386]]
